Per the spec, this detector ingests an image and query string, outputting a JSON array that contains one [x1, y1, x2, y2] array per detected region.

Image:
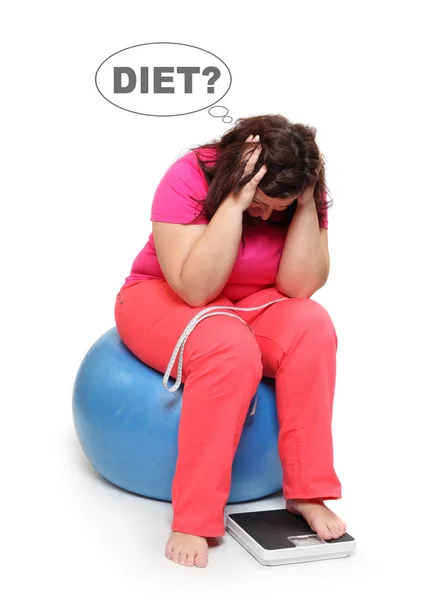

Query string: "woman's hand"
[[228, 134, 267, 213], [297, 184, 316, 207]]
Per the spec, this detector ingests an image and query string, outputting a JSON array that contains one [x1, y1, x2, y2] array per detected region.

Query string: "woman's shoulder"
[[167, 145, 218, 175], [181, 145, 220, 168]]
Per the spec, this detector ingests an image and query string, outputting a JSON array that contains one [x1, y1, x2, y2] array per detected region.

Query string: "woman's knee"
[[287, 298, 338, 347], [186, 315, 263, 376]]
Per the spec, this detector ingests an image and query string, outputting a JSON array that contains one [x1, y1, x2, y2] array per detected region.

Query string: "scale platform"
[[226, 508, 356, 566]]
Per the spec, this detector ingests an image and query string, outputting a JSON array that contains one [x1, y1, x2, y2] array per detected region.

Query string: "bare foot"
[[165, 532, 209, 567], [286, 498, 347, 540]]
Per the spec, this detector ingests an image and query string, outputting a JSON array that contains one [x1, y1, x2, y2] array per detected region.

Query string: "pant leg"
[[235, 286, 342, 500], [114, 279, 263, 537]]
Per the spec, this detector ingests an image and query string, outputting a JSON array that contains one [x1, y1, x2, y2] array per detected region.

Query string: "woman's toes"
[[172, 548, 180, 563], [322, 525, 334, 540], [316, 521, 333, 540], [195, 553, 208, 568], [330, 519, 345, 538], [337, 519, 346, 535]]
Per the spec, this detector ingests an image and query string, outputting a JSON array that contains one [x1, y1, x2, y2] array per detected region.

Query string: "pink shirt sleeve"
[[150, 153, 209, 225]]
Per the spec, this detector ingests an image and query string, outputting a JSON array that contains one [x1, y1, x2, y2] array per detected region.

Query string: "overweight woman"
[[114, 114, 347, 568]]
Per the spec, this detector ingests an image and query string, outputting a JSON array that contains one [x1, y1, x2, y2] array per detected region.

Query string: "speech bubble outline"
[[95, 41, 233, 120]]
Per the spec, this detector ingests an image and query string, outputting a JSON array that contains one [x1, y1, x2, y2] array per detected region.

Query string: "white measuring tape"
[[162, 297, 291, 415]]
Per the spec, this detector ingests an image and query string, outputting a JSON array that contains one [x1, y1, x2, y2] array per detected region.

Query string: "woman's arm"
[[276, 195, 330, 298], [179, 198, 244, 307]]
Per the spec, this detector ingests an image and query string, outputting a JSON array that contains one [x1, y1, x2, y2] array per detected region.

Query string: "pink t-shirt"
[[122, 148, 328, 302]]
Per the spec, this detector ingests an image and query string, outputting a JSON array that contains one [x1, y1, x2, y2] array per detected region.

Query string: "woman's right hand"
[[228, 134, 267, 212]]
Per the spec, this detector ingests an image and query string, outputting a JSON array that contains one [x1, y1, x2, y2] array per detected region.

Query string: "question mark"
[[202, 66, 221, 93]]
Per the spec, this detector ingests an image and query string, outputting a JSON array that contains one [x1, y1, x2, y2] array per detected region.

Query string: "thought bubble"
[[95, 42, 233, 121]]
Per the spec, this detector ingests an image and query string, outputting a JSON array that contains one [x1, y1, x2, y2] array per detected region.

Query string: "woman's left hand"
[[296, 185, 316, 207]]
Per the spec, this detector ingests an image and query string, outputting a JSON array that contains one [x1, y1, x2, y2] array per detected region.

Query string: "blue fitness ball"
[[72, 327, 282, 503]]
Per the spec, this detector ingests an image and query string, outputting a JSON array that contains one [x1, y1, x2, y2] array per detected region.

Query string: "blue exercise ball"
[[72, 327, 282, 503]]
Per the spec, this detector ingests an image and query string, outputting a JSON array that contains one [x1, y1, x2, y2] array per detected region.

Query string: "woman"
[[114, 114, 347, 568]]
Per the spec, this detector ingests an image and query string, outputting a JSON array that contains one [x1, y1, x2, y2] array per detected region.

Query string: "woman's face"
[[247, 188, 298, 220]]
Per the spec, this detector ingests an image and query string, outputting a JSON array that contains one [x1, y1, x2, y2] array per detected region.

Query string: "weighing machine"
[[226, 508, 356, 566]]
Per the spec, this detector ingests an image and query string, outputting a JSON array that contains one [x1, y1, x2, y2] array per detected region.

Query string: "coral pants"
[[114, 279, 342, 537]]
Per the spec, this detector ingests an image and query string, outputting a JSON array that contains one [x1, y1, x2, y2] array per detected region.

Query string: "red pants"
[[114, 279, 342, 537]]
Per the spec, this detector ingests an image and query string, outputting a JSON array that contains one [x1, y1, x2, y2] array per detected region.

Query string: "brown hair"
[[184, 114, 332, 249]]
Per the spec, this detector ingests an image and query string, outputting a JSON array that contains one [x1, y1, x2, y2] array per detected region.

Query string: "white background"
[[2, 0, 440, 597]]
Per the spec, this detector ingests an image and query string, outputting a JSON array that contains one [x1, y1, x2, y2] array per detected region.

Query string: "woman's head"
[[247, 187, 298, 221], [187, 114, 332, 243]]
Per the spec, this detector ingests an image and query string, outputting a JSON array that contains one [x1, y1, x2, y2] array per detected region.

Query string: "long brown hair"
[[183, 114, 332, 249]]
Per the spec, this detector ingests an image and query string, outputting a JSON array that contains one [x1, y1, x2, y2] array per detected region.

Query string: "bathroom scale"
[[226, 508, 356, 566]]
